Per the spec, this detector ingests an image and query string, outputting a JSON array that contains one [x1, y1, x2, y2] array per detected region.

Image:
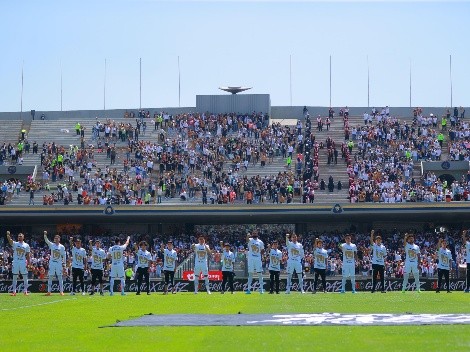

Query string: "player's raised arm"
[[123, 236, 130, 248], [44, 231, 52, 246], [205, 244, 211, 256], [6, 231, 13, 246], [285, 233, 290, 246], [246, 232, 251, 243], [404, 233, 408, 246], [69, 236, 74, 248], [370, 230, 375, 245]]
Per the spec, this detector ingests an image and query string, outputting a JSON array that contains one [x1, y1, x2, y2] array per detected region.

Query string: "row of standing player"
[[5, 229, 470, 295], [215, 229, 470, 294], [6, 230, 180, 296]]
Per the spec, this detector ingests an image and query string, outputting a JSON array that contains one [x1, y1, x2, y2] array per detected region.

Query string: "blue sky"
[[1, 0, 469, 112]]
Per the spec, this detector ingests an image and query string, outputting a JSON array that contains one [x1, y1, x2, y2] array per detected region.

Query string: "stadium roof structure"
[[218, 86, 252, 94]]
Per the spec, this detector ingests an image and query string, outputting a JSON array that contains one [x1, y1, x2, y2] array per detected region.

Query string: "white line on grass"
[[1, 298, 77, 311]]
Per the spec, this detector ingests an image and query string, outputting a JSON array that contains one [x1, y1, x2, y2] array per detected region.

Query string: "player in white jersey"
[[135, 241, 152, 295], [285, 233, 305, 294], [267, 240, 282, 294], [220, 241, 235, 294], [69, 237, 87, 295], [313, 238, 328, 294], [6, 231, 31, 296], [163, 240, 178, 294], [402, 233, 421, 293], [370, 230, 387, 293], [44, 231, 66, 296], [245, 231, 265, 294], [436, 238, 453, 293], [191, 235, 212, 294], [339, 234, 358, 293], [108, 236, 130, 296], [88, 239, 106, 296], [463, 230, 470, 293]]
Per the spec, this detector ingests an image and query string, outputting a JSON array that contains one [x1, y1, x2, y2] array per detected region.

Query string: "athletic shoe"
[[401, 290, 406, 294], [221, 291, 225, 294], [276, 291, 280, 294], [206, 290, 211, 295], [146, 292, 151, 295], [245, 290, 251, 294], [268, 291, 274, 294], [285, 291, 290, 294], [447, 291, 452, 293], [340, 290, 345, 294], [465, 289, 470, 293], [23, 292, 29, 296], [416, 289, 421, 293], [45, 292, 52, 296], [10, 292, 16, 296], [371, 291, 375, 293], [312, 290, 317, 294], [381, 291, 386, 293], [110, 292, 114, 296], [100, 292, 104, 296], [90, 292, 95, 296], [436, 290, 440, 293], [70, 292, 75, 296], [259, 290, 264, 294], [301, 290, 305, 294], [60, 292, 64, 296], [322, 290, 327, 293], [81, 292, 86, 296], [352, 290, 357, 294], [136, 292, 141, 295], [121, 292, 126, 296], [194, 292, 198, 294]]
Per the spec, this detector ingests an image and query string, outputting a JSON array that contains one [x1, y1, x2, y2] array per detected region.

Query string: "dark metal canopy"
[[219, 86, 252, 94]]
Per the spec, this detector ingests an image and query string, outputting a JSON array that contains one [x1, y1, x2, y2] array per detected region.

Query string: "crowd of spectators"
[[344, 106, 470, 203], [1, 106, 470, 206]]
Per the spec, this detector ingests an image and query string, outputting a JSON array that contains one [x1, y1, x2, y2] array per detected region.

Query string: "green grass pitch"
[[1, 292, 470, 351]]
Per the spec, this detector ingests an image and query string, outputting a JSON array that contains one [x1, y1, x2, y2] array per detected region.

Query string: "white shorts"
[[247, 258, 263, 273], [404, 264, 419, 274], [48, 262, 63, 277], [194, 263, 208, 277], [12, 261, 27, 275], [110, 264, 124, 278], [287, 260, 302, 275], [342, 265, 355, 277]]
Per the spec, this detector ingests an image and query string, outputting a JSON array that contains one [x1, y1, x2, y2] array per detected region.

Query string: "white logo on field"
[[247, 313, 470, 326]]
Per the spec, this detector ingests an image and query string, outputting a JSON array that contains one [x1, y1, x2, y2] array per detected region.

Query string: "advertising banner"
[[1, 278, 467, 293]]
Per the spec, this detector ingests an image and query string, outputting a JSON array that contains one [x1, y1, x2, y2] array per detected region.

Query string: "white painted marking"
[[1, 298, 77, 311]]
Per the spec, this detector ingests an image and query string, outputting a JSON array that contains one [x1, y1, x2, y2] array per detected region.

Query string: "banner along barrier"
[[1, 278, 467, 294]]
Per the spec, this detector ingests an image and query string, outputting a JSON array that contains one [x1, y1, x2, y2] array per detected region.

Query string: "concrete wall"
[[0, 107, 196, 121], [196, 94, 271, 115], [421, 161, 470, 180], [0, 106, 461, 121], [0, 165, 36, 182], [270, 106, 458, 120]]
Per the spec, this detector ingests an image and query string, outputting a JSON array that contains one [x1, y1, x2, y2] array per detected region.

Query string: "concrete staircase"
[[0, 120, 23, 145]]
